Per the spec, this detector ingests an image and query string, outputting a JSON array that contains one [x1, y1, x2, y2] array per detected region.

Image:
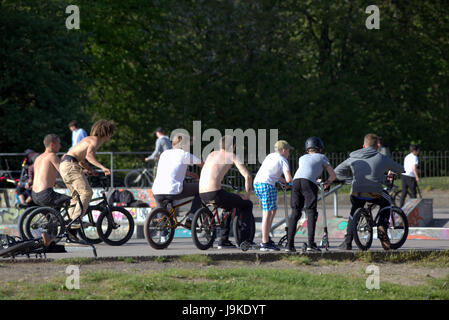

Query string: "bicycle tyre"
[[0, 241, 38, 258], [96, 207, 135, 246], [191, 207, 216, 250], [393, 189, 412, 207], [144, 208, 175, 249], [17, 206, 39, 240], [388, 207, 409, 250], [232, 211, 256, 246], [24, 207, 65, 240], [77, 207, 106, 244], [124, 170, 145, 188], [352, 208, 373, 251]]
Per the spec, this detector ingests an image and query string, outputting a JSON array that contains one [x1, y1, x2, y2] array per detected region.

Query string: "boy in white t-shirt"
[[152, 134, 203, 227], [253, 140, 293, 251], [400, 144, 420, 207]]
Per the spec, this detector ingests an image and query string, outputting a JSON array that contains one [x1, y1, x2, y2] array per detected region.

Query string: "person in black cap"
[[145, 127, 172, 162]]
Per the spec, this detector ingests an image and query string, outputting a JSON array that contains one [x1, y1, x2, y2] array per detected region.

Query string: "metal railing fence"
[[1, 151, 448, 188]]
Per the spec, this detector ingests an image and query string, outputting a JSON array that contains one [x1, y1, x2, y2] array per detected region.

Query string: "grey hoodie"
[[334, 147, 404, 194]]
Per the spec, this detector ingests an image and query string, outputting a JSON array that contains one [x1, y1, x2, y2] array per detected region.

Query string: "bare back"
[[66, 136, 100, 162], [199, 150, 250, 193], [32, 152, 60, 192]]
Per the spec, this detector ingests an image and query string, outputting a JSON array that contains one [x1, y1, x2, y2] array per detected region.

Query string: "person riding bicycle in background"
[[152, 134, 203, 229], [400, 144, 420, 207], [199, 135, 255, 249], [334, 133, 405, 251], [59, 119, 115, 228], [145, 127, 172, 162], [286, 137, 336, 253], [253, 140, 293, 251]]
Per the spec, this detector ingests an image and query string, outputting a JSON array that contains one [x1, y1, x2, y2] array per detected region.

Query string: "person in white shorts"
[[253, 140, 293, 251]]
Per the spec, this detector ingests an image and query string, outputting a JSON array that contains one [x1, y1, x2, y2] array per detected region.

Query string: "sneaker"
[[217, 240, 236, 249], [377, 226, 391, 251], [338, 241, 352, 251], [306, 242, 322, 252], [284, 246, 296, 253], [260, 242, 280, 252], [41, 232, 56, 247]]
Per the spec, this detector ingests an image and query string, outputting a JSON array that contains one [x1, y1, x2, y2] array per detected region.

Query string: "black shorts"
[[31, 188, 71, 208]]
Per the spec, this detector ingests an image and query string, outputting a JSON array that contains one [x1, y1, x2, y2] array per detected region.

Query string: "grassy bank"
[[1, 266, 448, 300], [1, 251, 449, 300]]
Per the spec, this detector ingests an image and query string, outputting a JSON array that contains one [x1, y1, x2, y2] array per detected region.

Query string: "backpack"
[[107, 189, 149, 207]]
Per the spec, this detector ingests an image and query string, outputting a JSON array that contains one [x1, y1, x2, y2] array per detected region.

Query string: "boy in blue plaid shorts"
[[253, 140, 293, 251]]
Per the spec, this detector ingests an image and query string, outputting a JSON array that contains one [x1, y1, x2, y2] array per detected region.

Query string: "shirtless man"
[[199, 135, 255, 249], [60, 119, 115, 224], [31, 134, 71, 208]]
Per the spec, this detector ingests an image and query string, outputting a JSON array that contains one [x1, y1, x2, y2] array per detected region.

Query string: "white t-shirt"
[[254, 152, 290, 186], [403, 153, 418, 177], [71, 128, 87, 149], [152, 149, 201, 195]]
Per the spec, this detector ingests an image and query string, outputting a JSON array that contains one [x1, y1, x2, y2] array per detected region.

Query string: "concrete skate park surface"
[[1, 189, 449, 260]]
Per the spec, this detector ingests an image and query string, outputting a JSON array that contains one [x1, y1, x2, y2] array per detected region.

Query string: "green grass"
[[52, 257, 95, 265], [1, 267, 448, 300]]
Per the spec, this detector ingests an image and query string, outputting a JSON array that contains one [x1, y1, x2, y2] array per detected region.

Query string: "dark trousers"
[[344, 192, 391, 245], [200, 189, 254, 243], [287, 178, 319, 247], [154, 182, 202, 216], [400, 175, 417, 207]]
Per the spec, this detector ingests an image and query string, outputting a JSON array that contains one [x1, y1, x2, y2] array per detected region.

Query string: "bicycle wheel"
[[17, 206, 39, 240], [388, 207, 409, 250], [24, 207, 65, 240], [124, 170, 145, 188], [0, 241, 38, 258], [76, 207, 105, 244], [232, 211, 256, 246], [191, 207, 216, 250], [393, 189, 412, 207], [352, 208, 373, 251], [96, 207, 135, 246], [144, 208, 175, 249]]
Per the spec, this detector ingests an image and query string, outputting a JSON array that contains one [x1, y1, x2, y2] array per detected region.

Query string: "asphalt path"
[[43, 237, 449, 260]]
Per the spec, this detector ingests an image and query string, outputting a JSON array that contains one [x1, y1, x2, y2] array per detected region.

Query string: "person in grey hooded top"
[[334, 134, 404, 250]]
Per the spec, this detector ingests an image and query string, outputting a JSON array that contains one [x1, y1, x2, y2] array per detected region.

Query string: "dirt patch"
[[0, 258, 448, 287]]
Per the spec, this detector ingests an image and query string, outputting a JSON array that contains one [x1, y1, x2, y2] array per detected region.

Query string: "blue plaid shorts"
[[253, 183, 277, 211]]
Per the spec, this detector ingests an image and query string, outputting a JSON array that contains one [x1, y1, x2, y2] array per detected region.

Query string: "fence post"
[[110, 152, 114, 188]]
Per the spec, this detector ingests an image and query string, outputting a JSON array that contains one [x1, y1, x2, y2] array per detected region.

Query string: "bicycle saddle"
[[161, 199, 174, 208]]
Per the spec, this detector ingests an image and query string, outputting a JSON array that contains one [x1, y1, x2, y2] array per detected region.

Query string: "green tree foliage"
[[0, 0, 90, 154], [1, 0, 449, 158]]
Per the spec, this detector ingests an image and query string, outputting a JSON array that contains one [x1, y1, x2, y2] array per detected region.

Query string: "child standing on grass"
[[253, 140, 293, 251], [286, 137, 336, 253]]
